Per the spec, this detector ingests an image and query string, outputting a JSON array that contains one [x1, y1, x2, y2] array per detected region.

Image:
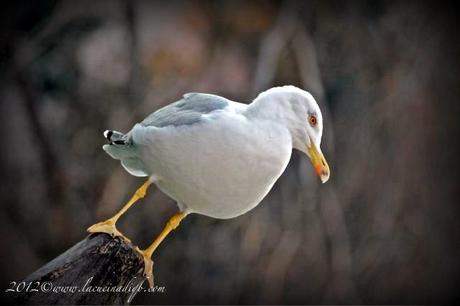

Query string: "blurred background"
[[1, 0, 459, 304]]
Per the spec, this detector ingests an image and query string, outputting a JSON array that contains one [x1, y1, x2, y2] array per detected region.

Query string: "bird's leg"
[[87, 179, 152, 242], [138, 211, 187, 288]]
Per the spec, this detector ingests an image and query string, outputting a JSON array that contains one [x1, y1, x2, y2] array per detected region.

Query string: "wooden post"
[[7, 233, 148, 305]]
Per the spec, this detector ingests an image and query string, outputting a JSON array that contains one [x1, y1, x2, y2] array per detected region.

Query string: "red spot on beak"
[[315, 164, 322, 177]]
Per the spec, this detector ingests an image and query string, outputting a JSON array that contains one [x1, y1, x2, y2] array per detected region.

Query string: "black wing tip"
[[104, 130, 115, 144], [104, 130, 127, 145], [103, 130, 113, 141]]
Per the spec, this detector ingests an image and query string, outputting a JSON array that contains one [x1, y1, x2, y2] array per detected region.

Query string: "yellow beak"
[[307, 143, 330, 183]]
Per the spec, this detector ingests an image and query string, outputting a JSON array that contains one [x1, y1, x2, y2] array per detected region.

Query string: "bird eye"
[[309, 115, 317, 127]]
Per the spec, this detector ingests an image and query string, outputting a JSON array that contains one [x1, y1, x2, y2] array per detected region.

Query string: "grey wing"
[[140, 92, 229, 128]]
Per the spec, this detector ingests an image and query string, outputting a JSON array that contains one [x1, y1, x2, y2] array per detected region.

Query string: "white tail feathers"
[[102, 129, 148, 177]]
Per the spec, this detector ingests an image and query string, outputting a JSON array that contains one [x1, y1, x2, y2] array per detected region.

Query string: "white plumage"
[[103, 85, 330, 219]]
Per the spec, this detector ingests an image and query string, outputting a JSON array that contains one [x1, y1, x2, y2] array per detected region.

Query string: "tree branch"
[[8, 233, 148, 305]]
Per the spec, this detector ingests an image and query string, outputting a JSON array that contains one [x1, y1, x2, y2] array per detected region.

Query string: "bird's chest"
[[142, 117, 292, 218]]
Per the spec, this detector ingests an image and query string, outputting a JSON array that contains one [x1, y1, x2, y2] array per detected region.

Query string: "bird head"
[[252, 86, 330, 183]]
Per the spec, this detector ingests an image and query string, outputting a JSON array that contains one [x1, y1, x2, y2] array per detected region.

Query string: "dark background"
[[1, 0, 459, 304]]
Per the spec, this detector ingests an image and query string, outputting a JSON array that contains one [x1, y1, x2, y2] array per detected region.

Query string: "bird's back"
[[103, 92, 238, 177]]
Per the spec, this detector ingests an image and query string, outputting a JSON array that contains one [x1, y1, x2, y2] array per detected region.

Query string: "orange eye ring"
[[309, 115, 317, 127]]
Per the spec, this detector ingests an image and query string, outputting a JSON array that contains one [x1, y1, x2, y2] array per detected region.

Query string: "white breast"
[[131, 111, 292, 219]]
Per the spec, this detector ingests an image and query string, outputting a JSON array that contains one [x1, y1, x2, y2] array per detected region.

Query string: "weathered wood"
[[8, 233, 148, 305]]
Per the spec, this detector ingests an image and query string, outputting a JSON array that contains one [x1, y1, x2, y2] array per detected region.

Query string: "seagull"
[[87, 85, 330, 287]]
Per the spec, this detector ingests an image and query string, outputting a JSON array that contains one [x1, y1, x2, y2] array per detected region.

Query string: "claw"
[[135, 247, 154, 288], [87, 219, 131, 243]]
